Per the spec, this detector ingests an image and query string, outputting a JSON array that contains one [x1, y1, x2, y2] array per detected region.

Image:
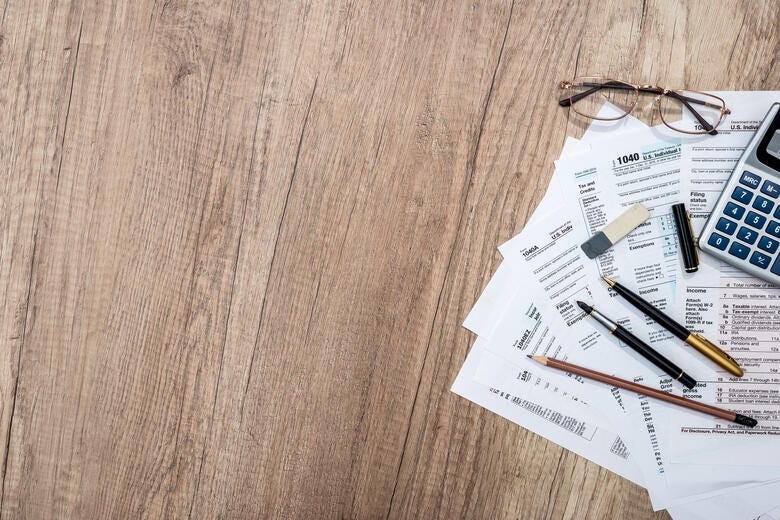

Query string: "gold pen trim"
[[684, 333, 744, 377]]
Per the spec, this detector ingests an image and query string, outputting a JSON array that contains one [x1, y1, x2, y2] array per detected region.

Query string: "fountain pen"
[[577, 301, 697, 389], [602, 276, 743, 377]]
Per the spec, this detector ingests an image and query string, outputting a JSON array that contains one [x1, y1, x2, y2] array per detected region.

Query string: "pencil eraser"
[[580, 203, 650, 259]]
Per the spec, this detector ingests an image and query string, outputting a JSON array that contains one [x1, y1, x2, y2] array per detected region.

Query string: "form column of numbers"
[[717, 281, 780, 429]]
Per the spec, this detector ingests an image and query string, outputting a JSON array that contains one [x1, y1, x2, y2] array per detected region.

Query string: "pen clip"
[[685, 210, 700, 265]]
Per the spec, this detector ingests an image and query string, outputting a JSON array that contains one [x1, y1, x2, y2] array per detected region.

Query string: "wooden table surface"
[[1, 1, 778, 518]]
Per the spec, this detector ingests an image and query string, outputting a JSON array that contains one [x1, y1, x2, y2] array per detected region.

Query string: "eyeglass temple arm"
[[558, 83, 611, 107], [558, 82, 648, 107], [663, 90, 717, 134]]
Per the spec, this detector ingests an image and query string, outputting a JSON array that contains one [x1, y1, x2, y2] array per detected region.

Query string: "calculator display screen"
[[757, 109, 780, 172], [768, 130, 780, 161]]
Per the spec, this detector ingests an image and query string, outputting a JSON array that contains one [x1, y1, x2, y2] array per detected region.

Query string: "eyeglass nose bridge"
[[639, 84, 667, 93]]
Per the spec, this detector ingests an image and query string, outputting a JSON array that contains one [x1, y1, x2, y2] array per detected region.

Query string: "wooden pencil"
[[528, 355, 757, 428]]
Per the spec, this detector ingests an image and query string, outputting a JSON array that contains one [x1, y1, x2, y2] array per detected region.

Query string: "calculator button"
[[728, 242, 750, 259], [740, 171, 762, 189], [745, 211, 767, 229], [750, 251, 771, 269], [762, 180, 780, 199], [707, 232, 729, 251], [732, 186, 753, 204], [715, 217, 738, 235], [737, 227, 758, 244], [753, 195, 775, 214], [758, 236, 779, 253], [767, 221, 780, 238], [771, 256, 780, 277], [724, 202, 745, 220]]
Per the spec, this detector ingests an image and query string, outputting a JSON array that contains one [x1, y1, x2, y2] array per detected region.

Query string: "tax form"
[[451, 340, 643, 484], [474, 213, 621, 405], [673, 94, 780, 466], [675, 265, 780, 459], [554, 127, 682, 292]]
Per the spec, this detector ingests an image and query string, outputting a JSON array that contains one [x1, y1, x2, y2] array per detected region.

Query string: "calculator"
[[699, 103, 780, 283]]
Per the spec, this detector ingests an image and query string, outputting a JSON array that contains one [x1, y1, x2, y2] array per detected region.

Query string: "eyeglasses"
[[558, 77, 731, 135]]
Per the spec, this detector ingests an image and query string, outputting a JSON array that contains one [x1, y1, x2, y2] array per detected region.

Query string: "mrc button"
[[739, 171, 762, 189]]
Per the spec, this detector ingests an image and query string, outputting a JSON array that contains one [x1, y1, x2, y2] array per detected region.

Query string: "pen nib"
[[601, 275, 616, 287], [576, 300, 593, 314]]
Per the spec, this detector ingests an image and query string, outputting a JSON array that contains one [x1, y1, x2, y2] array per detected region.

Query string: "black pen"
[[601, 276, 743, 377], [576, 301, 697, 389]]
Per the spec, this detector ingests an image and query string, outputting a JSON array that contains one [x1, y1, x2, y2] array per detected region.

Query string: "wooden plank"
[[1, 1, 269, 516], [0, 0, 84, 511], [189, 1, 516, 517]]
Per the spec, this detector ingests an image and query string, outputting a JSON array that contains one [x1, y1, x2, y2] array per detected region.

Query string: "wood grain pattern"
[[0, 1, 777, 518]]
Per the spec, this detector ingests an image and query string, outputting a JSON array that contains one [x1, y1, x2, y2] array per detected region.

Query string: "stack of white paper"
[[454, 92, 780, 519]]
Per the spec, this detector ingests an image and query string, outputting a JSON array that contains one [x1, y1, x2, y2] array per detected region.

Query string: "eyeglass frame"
[[558, 78, 731, 135]]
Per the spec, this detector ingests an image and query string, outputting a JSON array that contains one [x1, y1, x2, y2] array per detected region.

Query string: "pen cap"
[[672, 203, 699, 272]]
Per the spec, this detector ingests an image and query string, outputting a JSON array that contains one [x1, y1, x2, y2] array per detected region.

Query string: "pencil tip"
[[526, 354, 532, 358], [529, 355, 547, 365]]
